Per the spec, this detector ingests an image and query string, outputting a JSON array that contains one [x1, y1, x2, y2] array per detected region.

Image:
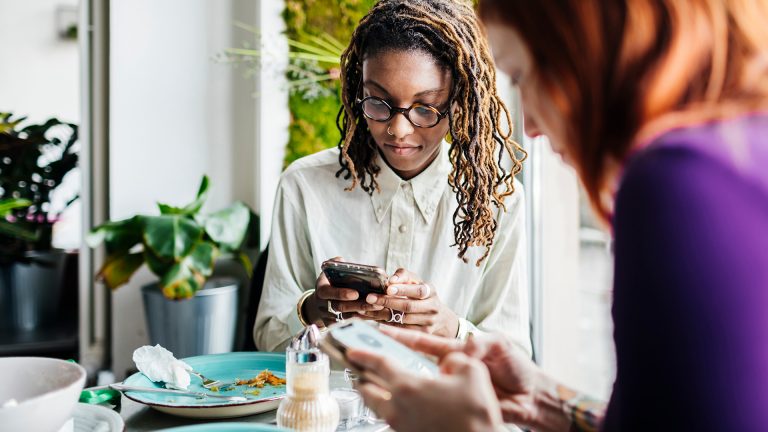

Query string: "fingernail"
[[367, 294, 378, 303], [347, 291, 359, 300], [390, 275, 399, 282], [387, 286, 398, 295]]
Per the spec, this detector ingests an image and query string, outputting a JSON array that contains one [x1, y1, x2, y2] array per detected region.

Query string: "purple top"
[[603, 114, 768, 431]]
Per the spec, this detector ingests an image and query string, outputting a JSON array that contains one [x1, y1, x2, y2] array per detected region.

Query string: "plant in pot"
[[0, 113, 79, 332], [86, 175, 253, 358]]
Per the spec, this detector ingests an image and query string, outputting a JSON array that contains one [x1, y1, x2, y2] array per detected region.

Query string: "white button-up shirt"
[[254, 144, 531, 354]]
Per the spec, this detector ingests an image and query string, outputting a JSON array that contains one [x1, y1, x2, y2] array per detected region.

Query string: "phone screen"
[[328, 320, 439, 378]]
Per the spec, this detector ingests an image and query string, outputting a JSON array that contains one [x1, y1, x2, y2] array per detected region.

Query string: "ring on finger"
[[387, 308, 404, 324], [327, 300, 344, 322]]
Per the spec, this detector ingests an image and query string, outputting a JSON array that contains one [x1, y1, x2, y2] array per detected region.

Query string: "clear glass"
[[331, 388, 365, 430], [277, 348, 340, 432]]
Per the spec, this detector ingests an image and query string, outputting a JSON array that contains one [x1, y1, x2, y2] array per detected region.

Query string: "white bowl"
[[0, 357, 86, 432]]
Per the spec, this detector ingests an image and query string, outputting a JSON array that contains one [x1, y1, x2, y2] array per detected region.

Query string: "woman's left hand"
[[362, 268, 459, 338], [348, 348, 504, 432]]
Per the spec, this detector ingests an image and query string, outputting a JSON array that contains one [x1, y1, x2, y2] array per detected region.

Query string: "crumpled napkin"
[[132, 345, 192, 389]]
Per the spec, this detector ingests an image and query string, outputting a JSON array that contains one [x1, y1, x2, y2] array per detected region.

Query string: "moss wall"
[[282, 0, 377, 167]]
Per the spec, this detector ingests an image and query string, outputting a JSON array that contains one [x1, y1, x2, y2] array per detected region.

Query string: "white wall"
[[109, 0, 287, 377], [0, 0, 80, 124], [0, 0, 82, 249]]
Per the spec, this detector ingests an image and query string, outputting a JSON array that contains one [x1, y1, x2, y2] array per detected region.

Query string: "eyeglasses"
[[356, 96, 449, 128]]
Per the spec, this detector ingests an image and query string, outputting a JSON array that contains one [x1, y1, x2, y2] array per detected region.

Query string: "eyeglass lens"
[[361, 97, 440, 127]]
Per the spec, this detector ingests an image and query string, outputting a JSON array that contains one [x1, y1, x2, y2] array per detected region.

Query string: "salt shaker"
[[277, 325, 340, 432]]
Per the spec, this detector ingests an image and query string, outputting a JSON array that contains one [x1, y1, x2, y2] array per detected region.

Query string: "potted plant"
[[86, 175, 253, 357], [0, 113, 79, 331]]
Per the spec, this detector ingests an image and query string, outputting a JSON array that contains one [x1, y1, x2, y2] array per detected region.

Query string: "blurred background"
[[0, 0, 614, 400]]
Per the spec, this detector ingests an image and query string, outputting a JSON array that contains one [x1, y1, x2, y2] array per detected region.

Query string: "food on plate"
[[133, 344, 192, 389], [235, 370, 286, 388]]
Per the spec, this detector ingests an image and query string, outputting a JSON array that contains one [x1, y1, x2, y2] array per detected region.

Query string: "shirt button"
[[399, 225, 407, 233]]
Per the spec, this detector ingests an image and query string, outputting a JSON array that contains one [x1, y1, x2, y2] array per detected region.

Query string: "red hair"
[[480, 0, 768, 221]]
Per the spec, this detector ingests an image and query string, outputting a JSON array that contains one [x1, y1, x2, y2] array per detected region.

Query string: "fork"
[[189, 370, 230, 389]]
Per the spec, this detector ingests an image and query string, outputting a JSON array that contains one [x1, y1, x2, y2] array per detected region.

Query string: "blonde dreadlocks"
[[336, 0, 525, 264]]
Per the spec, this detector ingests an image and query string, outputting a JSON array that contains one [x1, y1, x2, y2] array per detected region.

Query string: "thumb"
[[440, 352, 480, 376]]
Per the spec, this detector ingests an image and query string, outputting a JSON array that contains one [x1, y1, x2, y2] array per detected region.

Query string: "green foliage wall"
[[282, 0, 377, 167]]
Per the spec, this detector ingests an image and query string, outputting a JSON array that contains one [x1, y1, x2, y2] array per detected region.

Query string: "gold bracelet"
[[296, 289, 315, 327]]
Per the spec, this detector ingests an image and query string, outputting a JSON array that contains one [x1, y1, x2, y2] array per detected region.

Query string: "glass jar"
[[277, 346, 340, 432]]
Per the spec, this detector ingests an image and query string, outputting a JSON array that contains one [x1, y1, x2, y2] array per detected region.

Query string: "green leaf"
[[203, 202, 250, 251], [143, 215, 203, 260], [144, 247, 174, 278], [157, 203, 186, 215], [181, 241, 218, 278], [87, 216, 144, 255], [182, 175, 210, 214], [155, 176, 209, 216], [237, 251, 253, 277], [0, 198, 32, 216], [159, 262, 204, 300], [96, 252, 144, 290]]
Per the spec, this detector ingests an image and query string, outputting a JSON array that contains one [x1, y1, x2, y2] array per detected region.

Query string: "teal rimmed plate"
[[159, 423, 288, 432], [122, 352, 286, 419]]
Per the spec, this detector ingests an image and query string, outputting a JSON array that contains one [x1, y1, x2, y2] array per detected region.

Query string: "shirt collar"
[[370, 142, 451, 224]]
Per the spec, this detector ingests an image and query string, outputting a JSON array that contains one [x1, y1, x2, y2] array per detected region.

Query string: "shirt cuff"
[[285, 297, 306, 338], [456, 317, 478, 341]]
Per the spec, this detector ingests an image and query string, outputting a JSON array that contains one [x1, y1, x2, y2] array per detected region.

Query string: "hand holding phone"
[[300, 259, 387, 326], [319, 318, 440, 387]]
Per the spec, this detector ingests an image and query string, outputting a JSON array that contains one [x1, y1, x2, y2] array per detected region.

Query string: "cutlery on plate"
[[110, 384, 247, 402], [189, 370, 231, 389]]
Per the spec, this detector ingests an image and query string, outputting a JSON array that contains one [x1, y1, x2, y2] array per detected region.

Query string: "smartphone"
[[319, 319, 440, 386], [321, 260, 388, 296]]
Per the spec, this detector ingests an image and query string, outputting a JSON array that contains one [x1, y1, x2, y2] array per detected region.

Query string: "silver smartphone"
[[319, 319, 439, 386]]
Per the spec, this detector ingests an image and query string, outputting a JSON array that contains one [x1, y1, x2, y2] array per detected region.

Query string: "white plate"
[[60, 403, 124, 432]]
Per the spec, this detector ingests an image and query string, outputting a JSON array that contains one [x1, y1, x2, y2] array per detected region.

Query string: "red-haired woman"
[[348, 1, 768, 431]]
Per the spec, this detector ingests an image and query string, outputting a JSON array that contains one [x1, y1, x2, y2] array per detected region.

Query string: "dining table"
[[114, 370, 390, 432]]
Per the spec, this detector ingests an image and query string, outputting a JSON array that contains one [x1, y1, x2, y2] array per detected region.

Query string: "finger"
[[358, 308, 392, 321], [316, 283, 360, 301], [365, 295, 437, 314], [386, 282, 433, 299], [463, 332, 491, 358], [379, 325, 463, 357], [360, 309, 437, 327], [388, 268, 420, 285], [439, 351, 476, 375], [329, 300, 384, 313]]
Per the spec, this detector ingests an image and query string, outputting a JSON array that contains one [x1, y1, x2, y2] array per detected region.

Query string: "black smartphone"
[[319, 319, 440, 387], [321, 260, 388, 296]]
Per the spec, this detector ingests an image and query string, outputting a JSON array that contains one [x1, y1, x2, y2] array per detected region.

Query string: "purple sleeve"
[[603, 144, 768, 431]]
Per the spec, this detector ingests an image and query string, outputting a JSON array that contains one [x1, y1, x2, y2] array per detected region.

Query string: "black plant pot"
[[0, 250, 67, 332]]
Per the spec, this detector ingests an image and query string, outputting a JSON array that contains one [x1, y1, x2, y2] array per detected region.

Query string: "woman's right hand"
[[379, 326, 573, 431], [302, 257, 385, 327]]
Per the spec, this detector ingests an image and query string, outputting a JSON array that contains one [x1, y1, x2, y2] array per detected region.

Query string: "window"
[[503, 84, 615, 400]]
